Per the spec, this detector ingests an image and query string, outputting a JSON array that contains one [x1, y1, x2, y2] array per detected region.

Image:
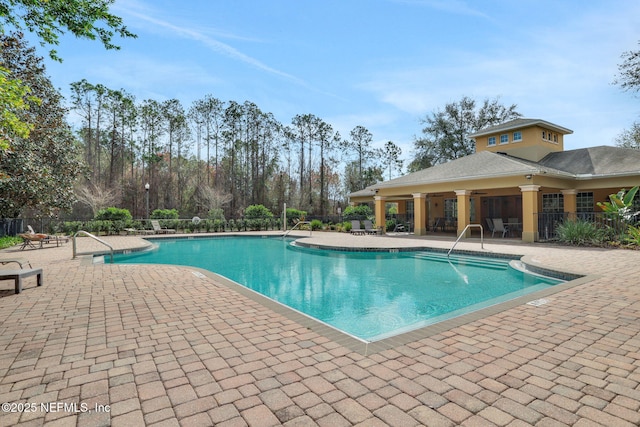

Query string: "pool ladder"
[[448, 224, 484, 257]]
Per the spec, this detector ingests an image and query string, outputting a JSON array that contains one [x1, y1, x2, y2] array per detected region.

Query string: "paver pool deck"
[[0, 232, 639, 426]]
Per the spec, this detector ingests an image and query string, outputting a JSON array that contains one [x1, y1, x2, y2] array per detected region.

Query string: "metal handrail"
[[73, 230, 114, 263], [282, 221, 312, 238], [448, 224, 483, 257]]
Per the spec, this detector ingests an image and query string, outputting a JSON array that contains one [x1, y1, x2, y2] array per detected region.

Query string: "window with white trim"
[[513, 131, 522, 142], [500, 134, 508, 144], [488, 136, 496, 146]]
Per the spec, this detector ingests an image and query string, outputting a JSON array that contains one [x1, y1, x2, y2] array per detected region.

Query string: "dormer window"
[[488, 136, 496, 146], [513, 131, 522, 142], [500, 134, 508, 144]]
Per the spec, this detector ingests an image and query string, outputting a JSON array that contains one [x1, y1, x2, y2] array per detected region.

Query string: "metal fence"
[[1, 214, 355, 237], [536, 211, 628, 241]]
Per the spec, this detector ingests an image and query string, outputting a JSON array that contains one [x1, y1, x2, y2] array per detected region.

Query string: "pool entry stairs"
[[413, 251, 510, 271]]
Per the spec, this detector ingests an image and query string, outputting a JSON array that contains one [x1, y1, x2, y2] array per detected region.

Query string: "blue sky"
[[38, 0, 640, 165]]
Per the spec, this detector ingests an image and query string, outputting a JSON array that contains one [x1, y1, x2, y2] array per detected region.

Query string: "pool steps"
[[413, 252, 509, 270]]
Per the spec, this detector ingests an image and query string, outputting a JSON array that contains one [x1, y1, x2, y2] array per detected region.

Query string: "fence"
[[536, 212, 628, 241], [1, 215, 357, 237]]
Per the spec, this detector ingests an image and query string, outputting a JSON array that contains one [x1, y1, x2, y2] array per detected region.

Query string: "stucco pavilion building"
[[350, 118, 640, 242]]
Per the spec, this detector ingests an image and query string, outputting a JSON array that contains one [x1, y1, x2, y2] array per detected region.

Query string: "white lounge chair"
[[151, 220, 176, 234]]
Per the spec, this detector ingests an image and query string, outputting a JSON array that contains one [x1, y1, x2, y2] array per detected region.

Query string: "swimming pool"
[[111, 236, 562, 342]]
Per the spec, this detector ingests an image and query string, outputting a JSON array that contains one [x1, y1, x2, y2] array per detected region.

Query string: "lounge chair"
[[350, 220, 365, 235], [18, 232, 50, 250], [0, 268, 43, 293], [363, 220, 378, 235], [0, 258, 32, 269], [151, 220, 176, 234], [491, 218, 509, 238], [25, 225, 70, 246]]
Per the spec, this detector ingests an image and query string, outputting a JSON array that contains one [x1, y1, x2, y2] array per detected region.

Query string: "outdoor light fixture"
[[145, 182, 150, 219]]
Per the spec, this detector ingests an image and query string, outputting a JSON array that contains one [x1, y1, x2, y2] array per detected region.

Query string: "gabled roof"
[[469, 118, 573, 138], [373, 150, 572, 190]]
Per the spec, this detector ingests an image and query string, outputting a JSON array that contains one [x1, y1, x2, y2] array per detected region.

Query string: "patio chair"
[[350, 220, 365, 235], [363, 220, 378, 235], [491, 218, 509, 238], [432, 217, 445, 232], [485, 218, 495, 235], [151, 220, 176, 234]]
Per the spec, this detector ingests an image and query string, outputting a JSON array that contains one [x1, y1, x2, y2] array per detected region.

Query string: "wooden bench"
[[0, 268, 43, 294]]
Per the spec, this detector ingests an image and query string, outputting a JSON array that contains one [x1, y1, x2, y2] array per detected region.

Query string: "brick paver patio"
[[0, 232, 639, 426]]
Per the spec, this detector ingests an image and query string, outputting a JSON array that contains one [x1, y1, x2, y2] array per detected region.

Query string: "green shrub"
[[343, 205, 372, 220], [207, 208, 225, 221], [310, 219, 323, 230], [285, 208, 307, 224], [342, 221, 352, 232], [95, 207, 132, 221], [212, 219, 224, 232], [623, 225, 640, 246], [0, 236, 22, 249], [62, 221, 83, 235], [556, 219, 607, 245], [244, 204, 273, 219], [151, 209, 179, 219]]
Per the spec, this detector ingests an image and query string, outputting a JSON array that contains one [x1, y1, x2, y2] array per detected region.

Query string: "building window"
[[488, 136, 496, 146], [542, 193, 564, 213], [577, 192, 594, 221], [500, 134, 508, 144], [444, 198, 457, 220], [577, 192, 593, 212], [513, 131, 522, 142], [470, 198, 476, 222], [553, 134, 558, 143], [542, 131, 547, 140]]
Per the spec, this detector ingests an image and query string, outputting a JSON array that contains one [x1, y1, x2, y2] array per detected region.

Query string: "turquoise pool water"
[[111, 236, 562, 341]]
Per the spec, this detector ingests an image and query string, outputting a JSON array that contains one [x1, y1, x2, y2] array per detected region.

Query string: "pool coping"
[[101, 233, 599, 355]]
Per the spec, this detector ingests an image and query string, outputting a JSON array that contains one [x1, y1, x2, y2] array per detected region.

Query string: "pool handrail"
[[72, 230, 114, 263], [282, 221, 312, 238], [448, 224, 483, 257]]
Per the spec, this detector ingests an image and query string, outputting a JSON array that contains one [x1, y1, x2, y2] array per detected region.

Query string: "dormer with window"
[[470, 118, 573, 162]]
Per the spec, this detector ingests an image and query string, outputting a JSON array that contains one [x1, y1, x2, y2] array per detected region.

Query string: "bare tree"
[[75, 183, 119, 217]]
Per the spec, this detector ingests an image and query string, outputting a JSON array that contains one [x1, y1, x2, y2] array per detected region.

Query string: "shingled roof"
[[538, 146, 640, 177], [468, 118, 573, 137], [362, 145, 640, 192]]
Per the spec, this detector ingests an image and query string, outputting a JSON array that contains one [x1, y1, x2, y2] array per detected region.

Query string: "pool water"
[[111, 236, 562, 341]]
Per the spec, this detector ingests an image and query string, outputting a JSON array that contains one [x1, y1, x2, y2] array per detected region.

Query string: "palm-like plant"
[[597, 185, 639, 223]]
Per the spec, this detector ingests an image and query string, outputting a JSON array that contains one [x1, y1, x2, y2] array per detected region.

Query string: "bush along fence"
[[6, 217, 284, 237]]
